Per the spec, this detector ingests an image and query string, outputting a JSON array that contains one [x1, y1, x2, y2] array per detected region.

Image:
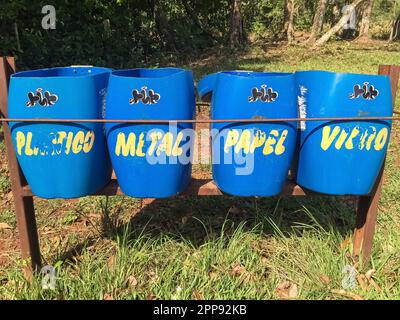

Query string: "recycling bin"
[[198, 71, 297, 196], [295, 70, 393, 195], [105, 68, 195, 198], [8, 66, 112, 198]]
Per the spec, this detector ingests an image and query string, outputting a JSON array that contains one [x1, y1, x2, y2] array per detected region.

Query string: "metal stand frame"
[[1, 57, 399, 279]]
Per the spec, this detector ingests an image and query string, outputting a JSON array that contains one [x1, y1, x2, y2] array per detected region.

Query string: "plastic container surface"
[[198, 71, 297, 196], [8, 66, 112, 198], [105, 68, 195, 198], [295, 70, 393, 195]]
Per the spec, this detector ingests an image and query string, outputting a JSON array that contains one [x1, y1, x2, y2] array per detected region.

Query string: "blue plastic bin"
[[8, 66, 112, 198], [295, 70, 393, 195], [105, 68, 195, 198], [198, 71, 297, 196]]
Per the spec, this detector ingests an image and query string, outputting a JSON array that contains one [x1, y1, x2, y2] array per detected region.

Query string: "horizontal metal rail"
[[0, 116, 399, 123]]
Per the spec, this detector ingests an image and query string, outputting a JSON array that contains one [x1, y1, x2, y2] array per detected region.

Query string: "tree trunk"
[[229, 0, 244, 48], [332, 0, 341, 25], [358, 0, 374, 39], [286, 0, 295, 44], [313, 0, 366, 47], [152, 0, 177, 51], [282, 0, 289, 37], [389, 15, 400, 41], [308, 0, 329, 44]]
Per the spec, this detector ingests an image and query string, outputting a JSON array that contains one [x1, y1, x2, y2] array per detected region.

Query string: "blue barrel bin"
[[295, 70, 393, 195], [198, 71, 297, 196], [105, 68, 195, 198], [8, 66, 112, 198]]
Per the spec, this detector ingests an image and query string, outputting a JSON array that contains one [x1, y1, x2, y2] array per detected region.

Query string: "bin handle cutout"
[[198, 72, 220, 102]]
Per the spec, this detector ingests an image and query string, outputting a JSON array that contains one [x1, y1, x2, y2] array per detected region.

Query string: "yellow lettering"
[[136, 132, 146, 157], [115, 132, 136, 157], [148, 131, 163, 156], [49, 131, 67, 155], [72, 131, 85, 154], [263, 130, 279, 155], [157, 132, 174, 156], [374, 128, 388, 151], [234, 129, 251, 154], [172, 132, 184, 156], [65, 132, 74, 154], [224, 130, 240, 153], [366, 127, 377, 151], [250, 130, 266, 153], [345, 127, 360, 150], [25, 132, 38, 156], [275, 129, 288, 155], [334, 130, 348, 150], [321, 126, 341, 151], [359, 129, 368, 150], [83, 131, 95, 153], [15, 131, 25, 156]]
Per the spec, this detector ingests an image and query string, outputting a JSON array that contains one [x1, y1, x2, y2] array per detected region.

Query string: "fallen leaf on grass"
[[365, 269, 381, 292], [107, 255, 116, 270], [103, 293, 113, 300], [231, 262, 247, 277], [192, 291, 204, 300], [0, 223, 12, 230], [319, 275, 331, 285], [357, 274, 368, 291], [365, 269, 375, 280], [331, 289, 363, 300], [275, 281, 298, 299], [231, 262, 253, 282], [146, 293, 156, 300], [127, 275, 138, 288]]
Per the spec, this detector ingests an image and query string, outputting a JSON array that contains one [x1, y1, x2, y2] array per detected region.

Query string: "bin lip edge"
[[295, 69, 390, 79], [110, 67, 190, 79], [11, 66, 112, 79], [216, 70, 293, 79]]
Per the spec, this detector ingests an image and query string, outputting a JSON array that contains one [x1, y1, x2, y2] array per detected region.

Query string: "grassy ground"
[[1, 40, 400, 300]]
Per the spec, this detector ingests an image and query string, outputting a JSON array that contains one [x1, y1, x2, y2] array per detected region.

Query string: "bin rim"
[[111, 67, 190, 79], [217, 70, 293, 79], [11, 66, 112, 79], [295, 69, 390, 79]]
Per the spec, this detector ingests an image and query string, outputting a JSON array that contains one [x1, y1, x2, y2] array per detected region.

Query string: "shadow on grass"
[[188, 49, 283, 81], [99, 193, 356, 248]]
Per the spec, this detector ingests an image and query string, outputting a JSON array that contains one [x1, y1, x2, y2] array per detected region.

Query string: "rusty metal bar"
[[0, 57, 41, 279], [353, 65, 400, 265], [0, 116, 399, 123], [20, 177, 316, 197]]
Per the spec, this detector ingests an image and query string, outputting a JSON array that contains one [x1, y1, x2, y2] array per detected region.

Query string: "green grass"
[[1, 41, 400, 299]]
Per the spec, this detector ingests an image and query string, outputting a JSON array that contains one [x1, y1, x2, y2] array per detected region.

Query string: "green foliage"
[[0, 172, 11, 194], [371, 0, 399, 39], [0, 1, 397, 69], [240, 0, 284, 39], [62, 211, 81, 226]]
